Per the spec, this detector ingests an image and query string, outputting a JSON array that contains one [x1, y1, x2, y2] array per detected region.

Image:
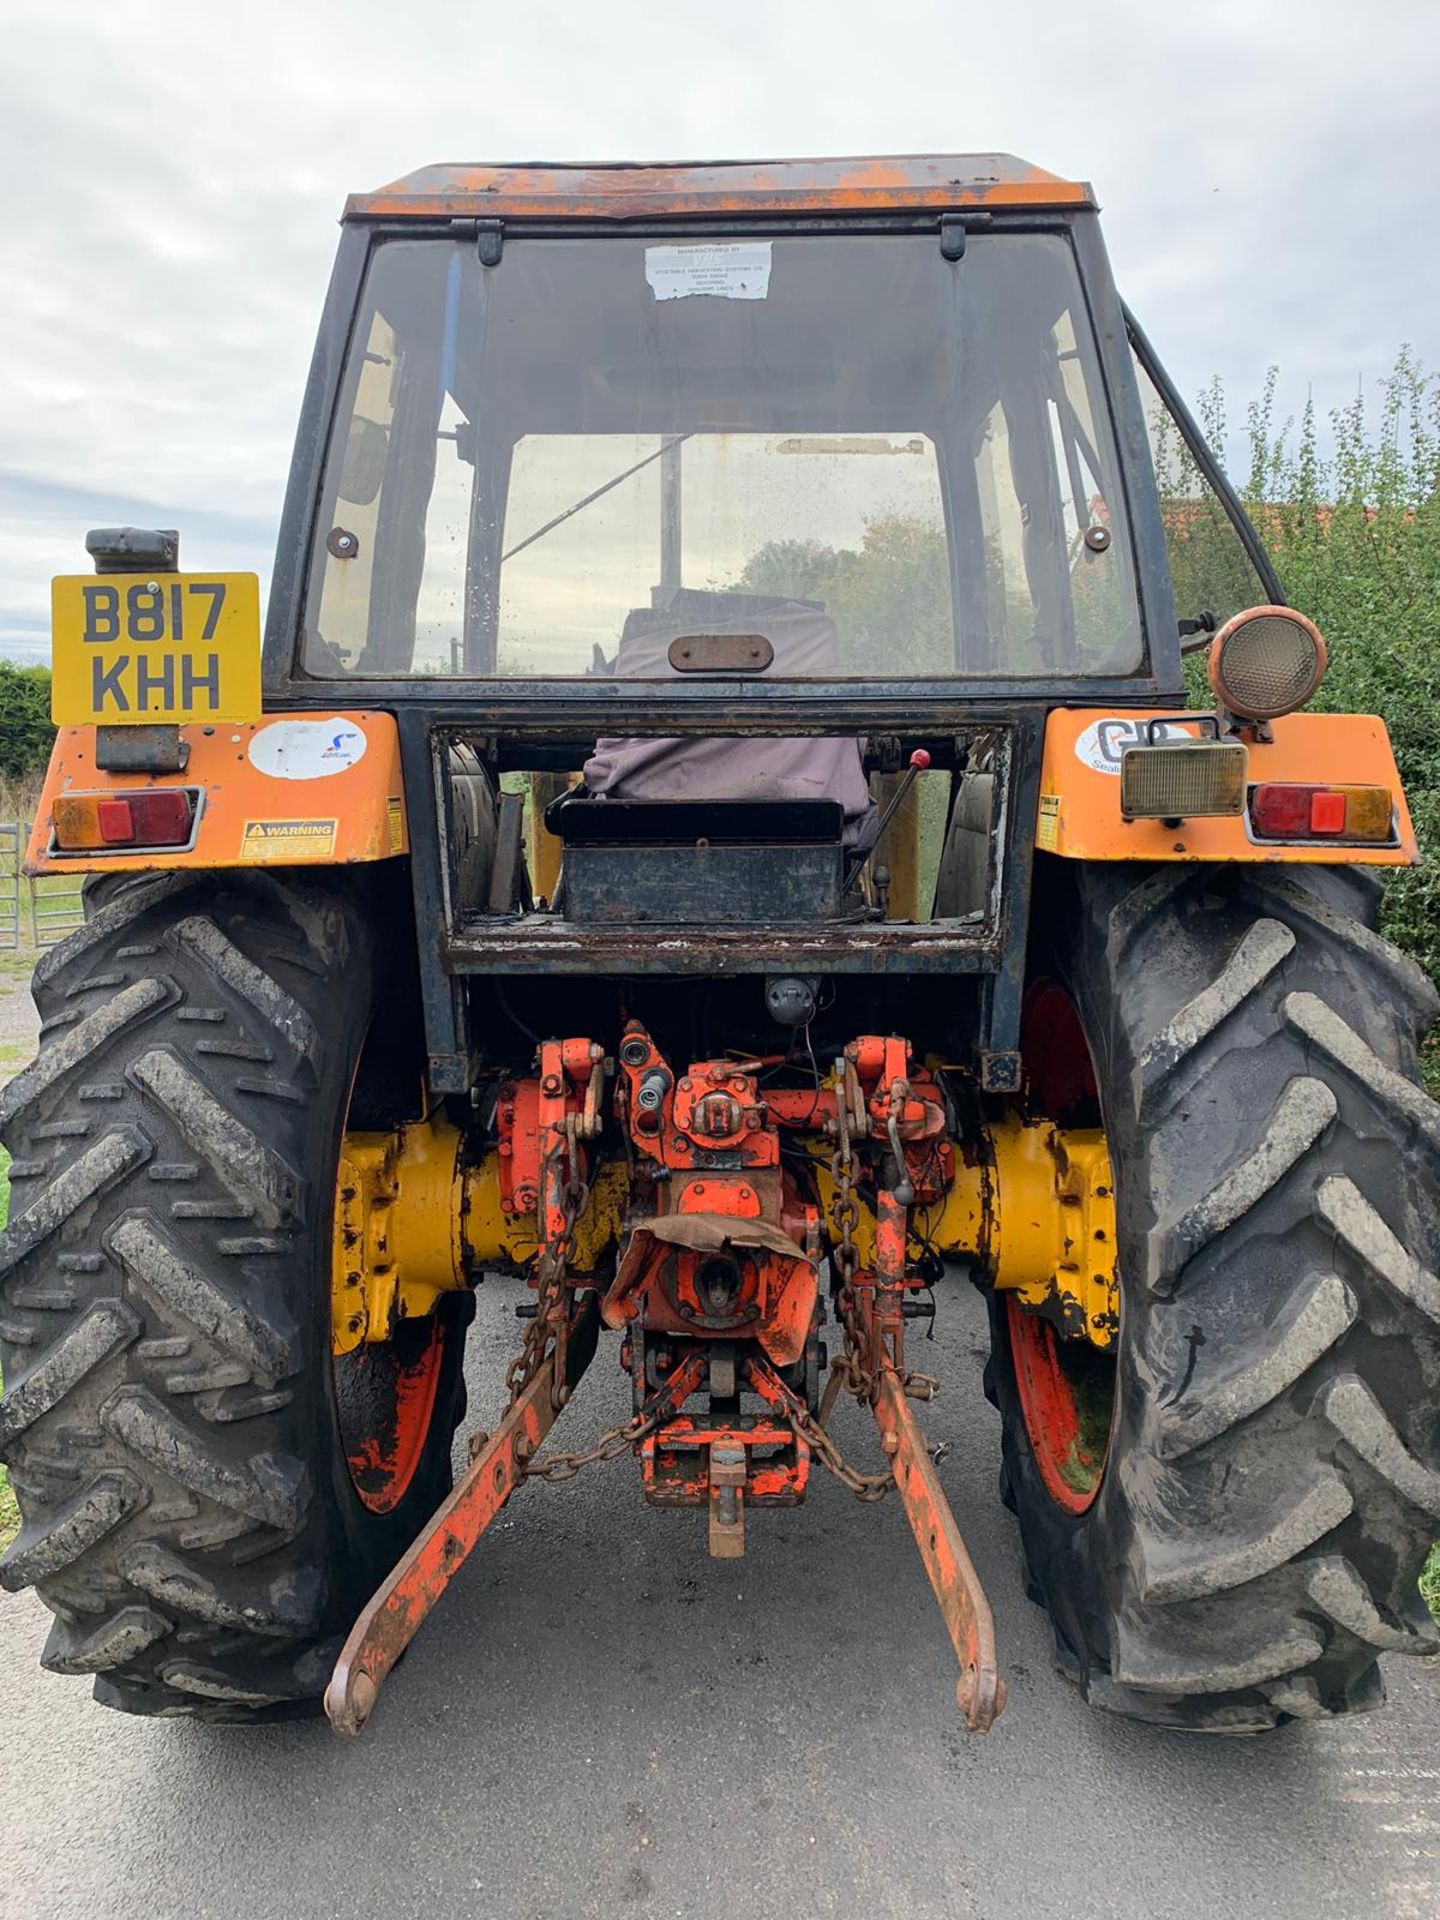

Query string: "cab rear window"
[[302, 233, 1145, 680]]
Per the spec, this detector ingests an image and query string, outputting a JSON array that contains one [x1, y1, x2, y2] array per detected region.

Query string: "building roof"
[[344, 154, 1094, 222]]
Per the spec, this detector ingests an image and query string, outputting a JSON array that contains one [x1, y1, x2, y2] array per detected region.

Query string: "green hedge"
[[1165, 354, 1440, 1002], [0, 664, 54, 782]]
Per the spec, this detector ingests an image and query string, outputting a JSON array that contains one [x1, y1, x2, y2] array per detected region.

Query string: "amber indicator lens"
[[1120, 742, 1248, 821], [52, 789, 197, 852], [1250, 783, 1394, 843], [1209, 606, 1328, 720]]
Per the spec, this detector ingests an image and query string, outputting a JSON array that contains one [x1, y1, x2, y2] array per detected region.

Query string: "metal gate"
[[26, 825, 85, 948], [0, 823, 21, 950]]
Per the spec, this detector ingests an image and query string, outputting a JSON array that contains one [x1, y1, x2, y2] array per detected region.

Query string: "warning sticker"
[[645, 241, 772, 302], [387, 796, 405, 854], [1037, 794, 1061, 852], [240, 818, 338, 862]]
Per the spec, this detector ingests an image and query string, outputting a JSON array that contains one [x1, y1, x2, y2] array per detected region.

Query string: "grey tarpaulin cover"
[[582, 590, 876, 847]]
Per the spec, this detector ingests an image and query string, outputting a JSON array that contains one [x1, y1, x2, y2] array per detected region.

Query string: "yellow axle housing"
[[332, 1111, 1118, 1355]]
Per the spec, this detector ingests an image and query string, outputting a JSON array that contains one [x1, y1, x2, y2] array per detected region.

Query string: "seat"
[[581, 588, 876, 848]]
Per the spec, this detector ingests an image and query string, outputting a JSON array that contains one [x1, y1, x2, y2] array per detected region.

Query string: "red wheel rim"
[[1007, 976, 1114, 1516], [331, 1035, 450, 1517], [1006, 1296, 1106, 1514], [337, 1320, 447, 1515]]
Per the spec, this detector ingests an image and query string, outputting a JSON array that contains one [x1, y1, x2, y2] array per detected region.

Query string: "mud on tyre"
[[990, 861, 1440, 1731], [0, 871, 468, 1719]]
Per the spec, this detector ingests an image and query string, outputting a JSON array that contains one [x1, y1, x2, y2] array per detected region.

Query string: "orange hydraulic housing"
[[491, 1022, 958, 1554], [603, 1024, 822, 1530]]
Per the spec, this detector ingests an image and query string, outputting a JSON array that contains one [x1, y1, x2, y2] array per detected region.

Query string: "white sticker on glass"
[[248, 718, 368, 781], [645, 242, 772, 302], [1074, 717, 1189, 774]]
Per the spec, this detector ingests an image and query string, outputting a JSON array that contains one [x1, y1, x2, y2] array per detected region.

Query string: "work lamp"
[[1209, 606, 1328, 722]]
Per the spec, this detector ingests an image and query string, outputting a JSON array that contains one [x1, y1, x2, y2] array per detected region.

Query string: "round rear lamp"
[[1209, 605, 1328, 721]]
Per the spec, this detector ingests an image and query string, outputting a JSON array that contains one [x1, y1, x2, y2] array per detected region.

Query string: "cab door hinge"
[[939, 214, 967, 261], [448, 217, 504, 266]]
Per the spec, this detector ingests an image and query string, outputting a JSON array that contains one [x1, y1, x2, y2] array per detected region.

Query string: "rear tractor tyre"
[[0, 871, 469, 1719], [990, 862, 1440, 1731]]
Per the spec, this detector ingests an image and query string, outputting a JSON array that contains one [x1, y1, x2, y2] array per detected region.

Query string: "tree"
[[0, 664, 55, 782], [1163, 353, 1440, 993], [734, 517, 953, 672]]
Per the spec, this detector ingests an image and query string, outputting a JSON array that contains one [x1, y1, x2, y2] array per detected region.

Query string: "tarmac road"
[[2, 1274, 1439, 1920]]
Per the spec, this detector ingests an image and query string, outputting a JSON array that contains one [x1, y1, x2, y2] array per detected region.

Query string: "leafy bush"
[[0, 665, 54, 783], [1161, 353, 1440, 1000]]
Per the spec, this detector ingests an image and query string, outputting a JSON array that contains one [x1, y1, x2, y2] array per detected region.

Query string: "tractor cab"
[[281, 162, 1166, 960]]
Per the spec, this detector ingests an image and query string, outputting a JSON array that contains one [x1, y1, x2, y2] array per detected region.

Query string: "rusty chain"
[[803, 1085, 891, 1498], [505, 1106, 671, 1482], [823, 1079, 879, 1416], [809, 1064, 950, 1492], [788, 1395, 893, 1502], [505, 1116, 590, 1405], [521, 1409, 660, 1482]]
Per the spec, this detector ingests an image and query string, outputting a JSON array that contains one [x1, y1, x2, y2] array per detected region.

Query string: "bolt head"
[[350, 1670, 378, 1725]]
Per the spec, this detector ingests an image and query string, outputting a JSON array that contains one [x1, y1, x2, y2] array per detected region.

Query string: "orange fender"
[[1037, 709, 1420, 866], [26, 711, 407, 875]]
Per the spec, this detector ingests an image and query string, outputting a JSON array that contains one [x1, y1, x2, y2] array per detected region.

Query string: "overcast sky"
[[3, 0, 1437, 664]]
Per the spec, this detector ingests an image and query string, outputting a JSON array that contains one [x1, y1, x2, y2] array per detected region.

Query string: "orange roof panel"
[[345, 154, 1094, 222]]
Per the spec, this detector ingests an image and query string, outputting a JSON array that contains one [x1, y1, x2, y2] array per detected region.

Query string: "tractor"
[[3, 155, 1437, 1736]]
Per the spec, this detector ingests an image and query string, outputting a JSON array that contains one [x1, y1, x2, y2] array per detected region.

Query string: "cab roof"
[[344, 154, 1094, 222]]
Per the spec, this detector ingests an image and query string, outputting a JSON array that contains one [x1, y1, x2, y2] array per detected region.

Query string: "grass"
[[0, 774, 43, 825]]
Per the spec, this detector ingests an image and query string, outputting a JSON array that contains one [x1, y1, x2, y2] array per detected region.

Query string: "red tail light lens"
[[96, 798, 136, 843], [53, 789, 197, 852], [1250, 783, 1394, 844], [1308, 790, 1347, 836]]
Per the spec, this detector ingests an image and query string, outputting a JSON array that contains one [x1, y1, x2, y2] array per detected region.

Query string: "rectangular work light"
[[1120, 743, 1248, 822]]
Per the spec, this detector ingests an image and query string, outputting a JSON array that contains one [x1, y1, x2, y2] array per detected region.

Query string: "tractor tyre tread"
[[992, 859, 1440, 1731], [0, 869, 462, 1720]]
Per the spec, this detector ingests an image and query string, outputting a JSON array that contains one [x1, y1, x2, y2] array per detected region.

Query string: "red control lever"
[[848, 749, 933, 891]]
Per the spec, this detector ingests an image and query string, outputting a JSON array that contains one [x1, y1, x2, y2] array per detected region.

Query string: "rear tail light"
[[1120, 742, 1248, 820], [53, 788, 198, 852], [1250, 783, 1394, 844]]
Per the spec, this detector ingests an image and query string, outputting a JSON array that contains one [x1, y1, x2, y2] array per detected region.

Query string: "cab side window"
[[1129, 341, 1271, 630]]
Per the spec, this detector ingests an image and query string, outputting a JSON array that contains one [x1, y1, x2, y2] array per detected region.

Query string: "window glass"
[[495, 431, 951, 676], [1130, 345, 1269, 628], [302, 234, 1147, 679]]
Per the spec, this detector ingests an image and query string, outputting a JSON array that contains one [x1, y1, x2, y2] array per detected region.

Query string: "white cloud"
[[2, 0, 1436, 660]]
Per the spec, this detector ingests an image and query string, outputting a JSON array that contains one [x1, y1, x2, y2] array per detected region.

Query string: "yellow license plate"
[[50, 571, 263, 725]]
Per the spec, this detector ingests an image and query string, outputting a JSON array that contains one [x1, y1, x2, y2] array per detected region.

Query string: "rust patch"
[[345, 154, 1094, 222]]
